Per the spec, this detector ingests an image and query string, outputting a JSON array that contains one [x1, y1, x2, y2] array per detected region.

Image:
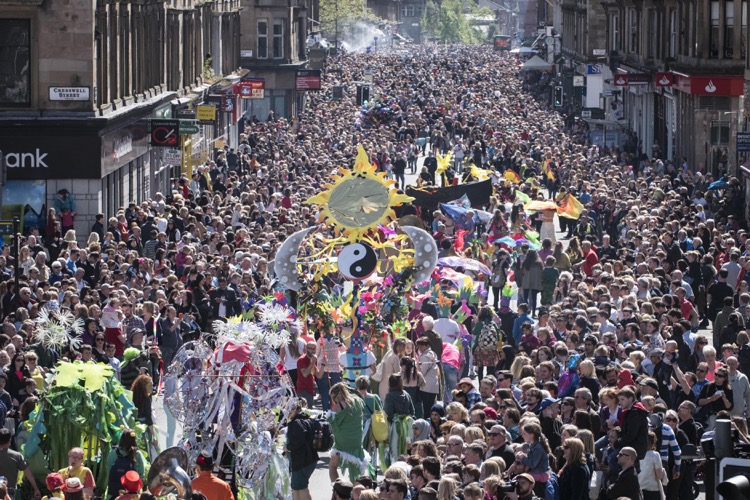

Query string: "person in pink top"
[[101, 297, 126, 358], [441, 342, 461, 403]]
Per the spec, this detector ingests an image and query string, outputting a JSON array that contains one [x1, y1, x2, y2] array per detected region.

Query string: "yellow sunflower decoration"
[[305, 145, 414, 241]]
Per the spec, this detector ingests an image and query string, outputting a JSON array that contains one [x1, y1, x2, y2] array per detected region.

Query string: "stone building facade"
[[551, 0, 748, 171], [239, 0, 315, 119], [0, 0, 242, 240]]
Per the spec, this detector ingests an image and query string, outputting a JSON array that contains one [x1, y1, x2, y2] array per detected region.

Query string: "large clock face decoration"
[[305, 145, 413, 240]]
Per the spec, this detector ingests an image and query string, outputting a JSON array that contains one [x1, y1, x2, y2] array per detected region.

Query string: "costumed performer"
[[328, 382, 368, 481]]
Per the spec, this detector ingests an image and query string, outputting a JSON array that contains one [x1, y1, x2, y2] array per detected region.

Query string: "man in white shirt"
[[434, 316, 461, 344], [720, 251, 742, 289], [726, 356, 750, 418]]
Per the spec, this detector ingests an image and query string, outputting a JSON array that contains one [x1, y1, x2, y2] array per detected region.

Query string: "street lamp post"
[[335, 0, 339, 52], [12, 217, 19, 292]]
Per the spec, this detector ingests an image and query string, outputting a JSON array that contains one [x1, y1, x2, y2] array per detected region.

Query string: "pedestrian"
[[191, 452, 234, 499]]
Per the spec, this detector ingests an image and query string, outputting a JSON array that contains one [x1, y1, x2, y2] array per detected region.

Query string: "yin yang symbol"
[[338, 242, 378, 280]]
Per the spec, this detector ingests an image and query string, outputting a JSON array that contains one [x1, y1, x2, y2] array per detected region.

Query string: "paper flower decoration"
[[34, 308, 84, 350]]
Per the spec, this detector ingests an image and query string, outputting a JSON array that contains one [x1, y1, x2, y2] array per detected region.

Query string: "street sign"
[[0, 221, 13, 236], [196, 105, 217, 125], [150, 120, 179, 147], [573, 76, 585, 87], [581, 110, 592, 118], [296, 70, 322, 90], [587, 64, 602, 75], [179, 120, 199, 135], [737, 132, 750, 153], [163, 149, 182, 166], [49, 87, 90, 101]]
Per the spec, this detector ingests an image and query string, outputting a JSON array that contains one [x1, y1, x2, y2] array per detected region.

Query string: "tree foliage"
[[421, 0, 485, 44], [319, 0, 376, 37]]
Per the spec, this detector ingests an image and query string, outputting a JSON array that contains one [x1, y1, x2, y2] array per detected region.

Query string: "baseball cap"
[[640, 378, 659, 390], [333, 479, 354, 499], [516, 473, 535, 485], [45, 473, 64, 491], [538, 397, 560, 412]]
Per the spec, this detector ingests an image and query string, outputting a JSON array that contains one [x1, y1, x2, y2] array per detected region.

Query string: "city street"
[[150, 158, 712, 499]]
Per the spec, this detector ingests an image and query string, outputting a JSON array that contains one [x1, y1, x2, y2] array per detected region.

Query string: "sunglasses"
[[665, 417, 677, 422], [563, 445, 570, 450], [696, 369, 707, 373], [715, 374, 726, 378]]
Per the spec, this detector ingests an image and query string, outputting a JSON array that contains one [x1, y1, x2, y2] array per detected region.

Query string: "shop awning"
[[521, 55, 553, 72]]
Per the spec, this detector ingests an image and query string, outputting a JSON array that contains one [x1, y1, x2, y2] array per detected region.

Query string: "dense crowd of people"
[[0, 42, 747, 500]]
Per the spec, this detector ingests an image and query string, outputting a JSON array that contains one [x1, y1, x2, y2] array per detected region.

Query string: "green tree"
[[421, 0, 484, 44], [319, 0, 376, 39]]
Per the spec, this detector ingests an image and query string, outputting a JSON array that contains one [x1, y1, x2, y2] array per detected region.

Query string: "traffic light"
[[554, 86, 563, 107], [356, 84, 370, 106]]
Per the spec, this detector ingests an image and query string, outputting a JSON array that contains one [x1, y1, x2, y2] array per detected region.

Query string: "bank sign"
[[1, 134, 101, 180]]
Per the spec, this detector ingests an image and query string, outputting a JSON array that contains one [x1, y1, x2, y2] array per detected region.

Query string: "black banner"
[[406, 180, 493, 209], [0, 130, 101, 180]]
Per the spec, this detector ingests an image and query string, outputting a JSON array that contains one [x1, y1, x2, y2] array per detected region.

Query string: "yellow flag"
[[557, 193, 584, 219], [504, 170, 520, 184], [436, 151, 452, 174]]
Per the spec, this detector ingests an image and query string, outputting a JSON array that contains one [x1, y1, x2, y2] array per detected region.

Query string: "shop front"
[[0, 107, 176, 242], [614, 70, 654, 157], [0, 126, 101, 238], [672, 72, 745, 175]]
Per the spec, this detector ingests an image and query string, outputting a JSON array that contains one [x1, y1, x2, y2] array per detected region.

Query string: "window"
[[710, 121, 730, 144], [402, 5, 415, 17], [257, 20, 268, 59], [647, 10, 656, 58], [273, 20, 283, 58], [710, 1, 719, 58], [725, 1, 734, 57], [415, 6, 424, 17], [628, 9, 638, 54], [0, 19, 31, 107], [611, 14, 619, 52], [669, 10, 677, 59]]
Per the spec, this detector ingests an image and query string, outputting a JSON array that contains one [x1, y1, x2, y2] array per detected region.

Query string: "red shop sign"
[[655, 72, 674, 86], [233, 79, 265, 99], [674, 74, 744, 96], [613, 75, 629, 86]]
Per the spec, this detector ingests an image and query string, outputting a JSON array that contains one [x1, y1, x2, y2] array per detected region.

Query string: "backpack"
[[108, 450, 136, 499], [477, 322, 500, 350], [309, 416, 335, 452], [545, 471, 560, 500]]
